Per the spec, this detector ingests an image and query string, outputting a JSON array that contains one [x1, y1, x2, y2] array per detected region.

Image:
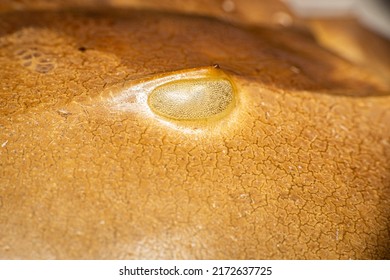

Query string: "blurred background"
[[285, 0, 390, 39], [0, 0, 390, 38], [0, 0, 389, 39]]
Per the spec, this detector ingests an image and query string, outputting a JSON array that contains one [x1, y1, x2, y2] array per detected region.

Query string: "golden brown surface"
[[0, 5, 389, 259]]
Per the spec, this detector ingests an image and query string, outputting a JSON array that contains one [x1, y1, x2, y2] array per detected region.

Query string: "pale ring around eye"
[[104, 66, 237, 127]]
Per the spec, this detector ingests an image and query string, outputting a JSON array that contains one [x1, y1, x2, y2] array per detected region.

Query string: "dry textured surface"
[[0, 7, 389, 259]]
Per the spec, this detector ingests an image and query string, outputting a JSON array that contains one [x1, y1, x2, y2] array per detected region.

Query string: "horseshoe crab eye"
[[147, 77, 235, 121]]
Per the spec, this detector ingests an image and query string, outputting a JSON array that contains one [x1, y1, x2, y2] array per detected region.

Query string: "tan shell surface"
[[0, 8, 389, 259]]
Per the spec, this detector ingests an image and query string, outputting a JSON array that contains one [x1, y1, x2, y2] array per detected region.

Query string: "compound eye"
[[148, 77, 235, 121]]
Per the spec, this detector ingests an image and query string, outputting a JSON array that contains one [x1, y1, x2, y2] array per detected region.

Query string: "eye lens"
[[148, 78, 235, 121]]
